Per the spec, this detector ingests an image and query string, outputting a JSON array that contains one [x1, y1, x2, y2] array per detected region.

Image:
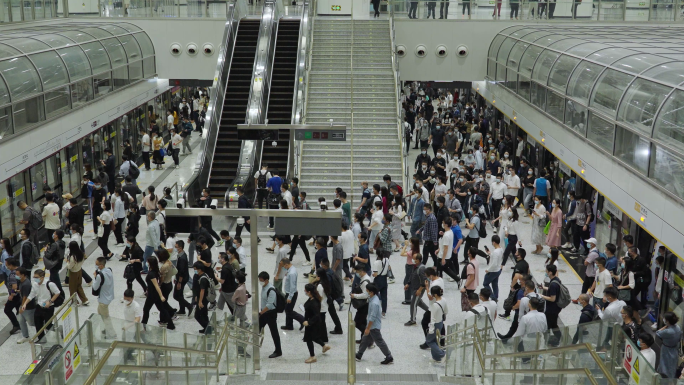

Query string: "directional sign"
[[294, 129, 346, 141]]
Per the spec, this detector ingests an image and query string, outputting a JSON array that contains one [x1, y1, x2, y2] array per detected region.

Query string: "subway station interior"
[[0, 0, 684, 384]]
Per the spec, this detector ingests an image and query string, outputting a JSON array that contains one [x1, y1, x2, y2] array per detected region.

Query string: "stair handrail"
[[388, 14, 407, 194], [286, 1, 309, 181], [180, 1, 239, 207], [350, 14, 355, 205], [298, 1, 314, 180]]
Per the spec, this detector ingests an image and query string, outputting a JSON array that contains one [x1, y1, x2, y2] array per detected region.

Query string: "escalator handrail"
[[286, 1, 308, 180], [181, 2, 239, 206]]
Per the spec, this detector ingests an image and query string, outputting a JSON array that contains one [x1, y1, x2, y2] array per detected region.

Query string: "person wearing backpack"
[[14, 229, 38, 270], [93, 257, 116, 339], [572, 294, 597, 344], [43, 230, 66, 289], [541, 264, 564, 346], [180, 118, 193, 155], [258, 272, 283, 358], [461, 205, 482, 264], [254, 164, 272, 210], [17, 201, 43, 248], [25, 269, 62, 342]]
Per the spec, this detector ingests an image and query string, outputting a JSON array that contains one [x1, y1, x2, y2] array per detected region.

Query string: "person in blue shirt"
[[266, 170, 283, 229], [604, 243, 618, 275], [355, 283, 394, 365], [410, 187, 425, 241], [280, 258, 304, 330], [257, 271, 282, 358], [533, 173, 551, 207]]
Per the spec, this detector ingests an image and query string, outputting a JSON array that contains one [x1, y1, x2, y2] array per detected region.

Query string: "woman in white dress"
[[530, 197, 547, 254]]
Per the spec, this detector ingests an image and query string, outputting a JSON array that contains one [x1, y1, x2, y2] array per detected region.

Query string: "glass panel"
[[128, 61, 143, 81], [534, 35, 567, 48], [546, 91, 564, 121], [79, 27, 114, 39], [547, 38, 584, 52], [112, 66, 128, 89], [588, 48, 636, 65], [565, 43, 608, 57], [518, 76, 531, 101], [650, 144, 684, 200], [590, 69, 634, 118], [0, 105, 11, 138], [29, 51, 70, 90], [587, 112, 615, 153], [567, 61, 604, 105], [616, 126, 650, 174], [0, 77, 10, 105], [0, 57, 42, 100], [9, 174, 26, 241], [487, 59, 496, 80], [13, 95, 45, 132], [133, 33, 154, 57], [565, 101, 587, 136], [617, 79, 670, 135], [45, 86, 70, 118], [71, 78, 93, 108], [519, 46, 543, 78], [58, 46, 91, 81], [117, 35, 142, 62], [81, 42, 111, 73], [496, 63, 506, 83], [488, 35, 506, 59], [642, 62, 684, 86], [30, 161, 47, 207], [531, 82, 546, 110], [94, 72, 112, 98], [654, 89, 684, 153], [66, 142, 80, 195], [507, 41, 529, 71], [57, 31, 96, 44], [8, 37, 50, 53], [532, 50, 560, 85], [33, 34, 74, 48], [98, 24, 128, 35], [142, 57, 155, 78], [613, 54, 669, 75], [548, 55, 580, 92], [520, 31, 552, 43], [0, 43, 22, 59], [506, 69, 517, 91], [101, 38, 128, 67], [0, 180, 13, 240], [118, 23, 142, 32], [496, 37, 517, 64]]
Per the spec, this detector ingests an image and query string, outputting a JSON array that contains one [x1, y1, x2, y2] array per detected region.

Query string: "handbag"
[[124, 264, 135, 280], [618, 289, 631, 301], [97, 225, 104, 237], [159, 147, 166, 157]]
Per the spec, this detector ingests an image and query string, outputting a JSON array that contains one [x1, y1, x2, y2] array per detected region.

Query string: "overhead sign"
[[294, 129, 346, 141]]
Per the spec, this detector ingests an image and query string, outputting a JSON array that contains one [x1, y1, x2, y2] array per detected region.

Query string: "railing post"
[[347, 311, 356, 385], [609, 324, 619, 378], [62, 0, 68, 17], [184, 334, 190, 384], [87, 320, 95, 373], [622, 0, 626, 19]]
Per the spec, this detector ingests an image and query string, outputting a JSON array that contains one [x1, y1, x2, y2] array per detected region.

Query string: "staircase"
[[207, 19, 260, 207], [301, 20, 402, 206]]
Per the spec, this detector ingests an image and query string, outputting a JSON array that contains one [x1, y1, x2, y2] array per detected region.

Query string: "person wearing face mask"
[[91, 177, 106, 237], [121, 289, 143, 362], [486, 152, 502, 176], [93, 256, 116, 339], [97, 201, 115, 261], [522, 167, 536, 213], [172, 240, 192, 315], [417, 205, 439, 268], [429, 122, 446, 158], [355, 283, 394, 365], [432, 150, 447, 178], [489, 173, 506, 231], [500, 151, 512, 171], [216, 252, 237, 315], [444, 128, 459, 158], [532, 172, 551, 208], [560, 191, 577, 249], [470, 127, 482, 150], [417, 113, 431, 149], [410, 187, 426, 242], [25, 269, 62, 342], [530, 197, 547, 255], [545, 198, 563, 251]]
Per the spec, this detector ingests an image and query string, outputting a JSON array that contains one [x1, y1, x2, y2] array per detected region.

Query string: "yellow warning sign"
[[74, 342, 80, 358], [633, 357, 639, 375]]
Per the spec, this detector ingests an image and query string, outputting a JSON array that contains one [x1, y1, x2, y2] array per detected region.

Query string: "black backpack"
[[330, 274, 343, 300], [460, 261, 474, 281], [475, 215, 487, 238], [26, 207, 44, 230], [47, 282, 65, 307], [364, 194, 379, 212], [268, 287, 287, 313], [128, 161, 140, 179], [257, 171, 268, 189], [92, 268, 111, 296]]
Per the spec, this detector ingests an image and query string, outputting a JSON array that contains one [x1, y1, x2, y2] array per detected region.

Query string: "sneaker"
[[208, 302, 216, 310], [9, 326, 20, 335], [498, 314, 511, 321], [17, 338, 29, 344], [338, 303, 344, 311], [570, 248, 578, 253], [404, 320, 416, 326], [561, 242, 572, 249], [420, 343, 429, 350], [401, 301, 410, 305], [447, 277, 455, 282], [355, 353, 362, 362], [302, 261, 312, 266], [322, 345, 331, 353], [330, 330, 343, 335], [119, 257, 128, 262], [382, 313, 386, 319], [172, 315, 179, 321], [185, 292, 193, 298], [571, 299, 579, 304], [651, 323, 658, 331], [82, 301, 90, 306], [432, 357, 445, 363], [388, 278, 395, 284], [266, 226, 274, 231], [269, 352, 282, 358], [139, 293, 147, 298], [114, 243, 124, 247], [380, 356, 394, 365], [85, 282, 93, 287]]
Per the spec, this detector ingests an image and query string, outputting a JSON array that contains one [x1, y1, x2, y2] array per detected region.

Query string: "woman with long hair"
[[141, 256, 175, 330], [97, 201, 114, 260], [400, 237, 421, 304], [141, 186, 158, 214], [151, 131, 165, 170], [302, 283, 331, 363], [389, 195, 404, 251], [656, 312, 682, 381], [157, 249, 178, 321], [314, 268, 342, 334], [373, 251, 390, 317], [501, 207, 521, 267], [380, 186, 389, 214], [66, 241, 89, 305], [545, 198, 563, 250], [530, 196, 547, 254], [616, 258, 639, 310], [311, 269, 329, 341]]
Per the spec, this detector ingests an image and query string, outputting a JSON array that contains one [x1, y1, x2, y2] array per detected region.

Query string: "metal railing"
[[388, 15, 408, 197], [386, 0, 684, 22], [1, 0, 66, 22], [286, 0, 309, 180], [347, 311, 356, 385], [28, 292, 79, 361]]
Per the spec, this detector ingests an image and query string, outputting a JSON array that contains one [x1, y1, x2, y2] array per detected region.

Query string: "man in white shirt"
[[165, 234, 178, 263], [167, 110, 174, 131], [280, 184, 293, 209], [517, 281, 541, 323], [235, 237, 247, 272], [505, 166, 520, 201], [479, 288, 497, 323], [42, 195, 61, 244], [122, 289, 143, 363], [273, 236, 290, 292], [141, 129, 151, 170], [484, 235, 504, 301], [170, 128, 183, 168], [596, 287, 626, 350], [514, 298, 548, 354], [588, 257, 612, 309], [639, 334, 657, 369], [339, 225, 355, 279], [25, 269, 61, 342], [420, 267, 444, 338], [489, 175, 506, 230], [464, 292, 489, 321]]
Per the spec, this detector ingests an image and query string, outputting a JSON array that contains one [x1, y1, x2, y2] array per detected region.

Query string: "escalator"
[[262, 19, 301, 177], [207, 19, 260, 206]]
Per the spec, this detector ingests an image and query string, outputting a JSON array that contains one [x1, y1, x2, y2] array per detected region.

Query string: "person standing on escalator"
[[266, 170, 283, 231], [254, 164, 272, 209]]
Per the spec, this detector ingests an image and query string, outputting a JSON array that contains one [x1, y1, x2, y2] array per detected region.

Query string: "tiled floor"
[[0, 121, 588, 381]]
